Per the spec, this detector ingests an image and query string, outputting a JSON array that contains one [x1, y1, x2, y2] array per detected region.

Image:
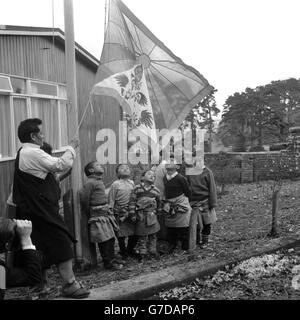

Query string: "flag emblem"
[[115, 65, 154, 129]]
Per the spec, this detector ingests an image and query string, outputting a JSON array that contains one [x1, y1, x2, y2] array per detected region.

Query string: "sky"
[[1, 0, 300, 115]]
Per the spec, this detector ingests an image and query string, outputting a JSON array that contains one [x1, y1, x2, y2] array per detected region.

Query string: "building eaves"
[[0, 25, 100, 69]]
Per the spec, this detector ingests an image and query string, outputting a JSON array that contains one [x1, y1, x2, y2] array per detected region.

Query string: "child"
[[163, 159, 192, 252], [129, 169, 161, 261], [108, 164, 138, 259], [186, 161, 217, 248], [79, 161, 123, 270]]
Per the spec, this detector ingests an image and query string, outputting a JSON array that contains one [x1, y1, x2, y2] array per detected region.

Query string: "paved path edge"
[[57, 232, 300, 300]]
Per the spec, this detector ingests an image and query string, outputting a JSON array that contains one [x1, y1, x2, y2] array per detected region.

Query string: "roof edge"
[[0, 25, 100, 68]]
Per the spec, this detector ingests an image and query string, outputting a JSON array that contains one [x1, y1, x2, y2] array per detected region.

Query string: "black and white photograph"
[[0, 0, 300, 306]]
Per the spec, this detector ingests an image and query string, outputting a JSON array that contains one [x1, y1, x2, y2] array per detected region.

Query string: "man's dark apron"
[[12, 149, 76, 268]]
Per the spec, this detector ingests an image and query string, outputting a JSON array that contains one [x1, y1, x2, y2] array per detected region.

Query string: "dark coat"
[[0, 249, 42, 300]]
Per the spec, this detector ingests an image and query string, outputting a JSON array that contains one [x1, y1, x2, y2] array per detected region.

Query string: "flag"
[[92, 64, 157, 144], [92, 0, 213, 145]]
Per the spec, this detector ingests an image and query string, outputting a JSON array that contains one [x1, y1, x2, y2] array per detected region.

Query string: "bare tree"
[[260, 152, 291, 237]]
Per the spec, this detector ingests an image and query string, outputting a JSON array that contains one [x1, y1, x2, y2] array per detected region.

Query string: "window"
[[11, 77, 26, 94], [0, 76, 13, 93], [58, 85, 67, 100], [0, 74, 69, 160], [30, 81, 58, 97], [31, 98, 60, 150], [0, 96, 12, 158]]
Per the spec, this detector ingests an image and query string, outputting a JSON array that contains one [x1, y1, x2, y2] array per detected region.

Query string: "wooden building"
[[0, 25, 122, 219]]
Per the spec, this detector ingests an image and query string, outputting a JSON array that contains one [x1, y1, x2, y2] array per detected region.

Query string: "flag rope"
[[104, 0, 108, 36], [51, 0, 55, 76]]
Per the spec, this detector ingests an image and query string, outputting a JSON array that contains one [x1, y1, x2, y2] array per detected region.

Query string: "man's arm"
[[35, 147, 76, 173], [22, 135, 79, 174], [6, 220, 42, 288]]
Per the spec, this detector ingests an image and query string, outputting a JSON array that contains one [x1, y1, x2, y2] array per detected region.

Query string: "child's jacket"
[[186, 167, 217, 209], [129, 183, 161, 236], [108, 179, 135, 237], [163, 173, 191, 228], [79, 175, 118, 243]]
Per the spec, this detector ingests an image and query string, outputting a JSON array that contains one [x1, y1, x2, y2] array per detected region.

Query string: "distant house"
[[0, 25, 122, 217]]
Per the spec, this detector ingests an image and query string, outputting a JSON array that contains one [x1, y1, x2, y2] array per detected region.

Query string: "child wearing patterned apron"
[[108, 164, 138, 259], [129, 170, 161, 261]]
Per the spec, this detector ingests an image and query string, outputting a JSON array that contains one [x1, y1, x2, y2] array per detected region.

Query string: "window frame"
[[29, 80, 59, 98], [0, 75, 13, 94], [0, 73, 68, 162]]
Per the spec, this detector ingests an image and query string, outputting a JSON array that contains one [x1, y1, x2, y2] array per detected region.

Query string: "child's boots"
[[201, 235, 209, 248]]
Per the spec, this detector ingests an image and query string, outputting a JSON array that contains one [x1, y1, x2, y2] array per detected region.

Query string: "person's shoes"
[[61, 280, 90, 299], [200, 236, 209, 248]]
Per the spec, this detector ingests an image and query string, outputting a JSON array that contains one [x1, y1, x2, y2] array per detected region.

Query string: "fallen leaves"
[[158, 251, 300, 300]]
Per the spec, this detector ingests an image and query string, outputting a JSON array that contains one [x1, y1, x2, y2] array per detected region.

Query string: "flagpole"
[[63, 0, 83, 265]]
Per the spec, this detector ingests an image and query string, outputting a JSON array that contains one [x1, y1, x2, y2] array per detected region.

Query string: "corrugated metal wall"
[[0, 34, 121, 217], [0, 36, 66, 82], [0, 161, 15, 216]]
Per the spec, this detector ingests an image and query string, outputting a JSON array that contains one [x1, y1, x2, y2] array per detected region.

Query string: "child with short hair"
[[129, 169, 161, 261], [79, 161, 123, 270], [186, 162, 217, 248], [108, 164, 138, 259], [163, 159, 192, 252]]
